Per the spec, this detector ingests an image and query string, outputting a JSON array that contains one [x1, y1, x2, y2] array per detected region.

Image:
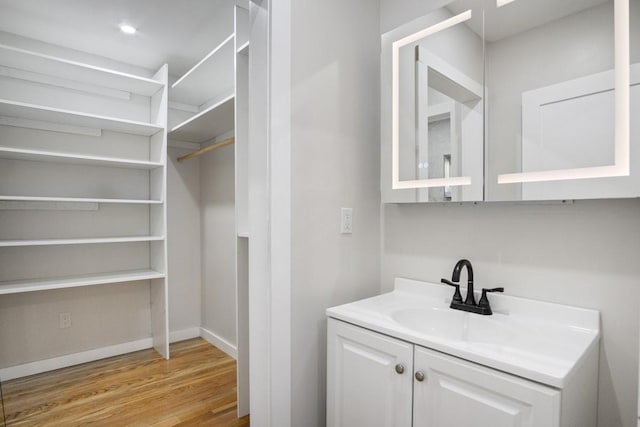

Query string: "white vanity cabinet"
[[328, 318, 582, 427], [327, 278, 599, 427], [412, 345, 559, 427], [327, 318, 413, 427]]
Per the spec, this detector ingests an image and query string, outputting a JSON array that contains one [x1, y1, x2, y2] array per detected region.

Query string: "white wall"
[[381, 199, 640, 427], [0, 282, 151, 367], [167, 147, 202, 335], [289, 0, 381, 425], [248, 0, 381, 424], [200, 143, 237, 347]]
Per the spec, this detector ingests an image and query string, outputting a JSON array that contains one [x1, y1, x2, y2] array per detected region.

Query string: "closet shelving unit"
[[0, 196, 162, 204], [0, 146, 163, 169], [0, 270, 166, 295], [233, 4, 250, 417], [234, 4, 249, 238], [0, 99, 164, 136], [0, 44, 170, 358], [0, 236, 164, 247], [169, 34, 236, 143], [0, 43, 164, 96], [165, 3, 250, 416], [237, 41, 249, 56]]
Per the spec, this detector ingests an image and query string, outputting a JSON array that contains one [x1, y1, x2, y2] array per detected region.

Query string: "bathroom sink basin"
[[326, 278, 600, 388], [391, 307, 467, 339], [390, 306, 518, 345]]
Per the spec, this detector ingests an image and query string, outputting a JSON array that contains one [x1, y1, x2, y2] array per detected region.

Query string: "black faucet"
[[452, 259, 475, 306], [441, 259, 504, 315]]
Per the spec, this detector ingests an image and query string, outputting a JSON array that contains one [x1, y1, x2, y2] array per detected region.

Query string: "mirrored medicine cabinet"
[[381, 0, 638, 203]]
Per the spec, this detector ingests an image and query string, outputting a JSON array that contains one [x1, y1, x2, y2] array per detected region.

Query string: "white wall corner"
[[169, 327, 201, 343], [199, 327, 238, 359]]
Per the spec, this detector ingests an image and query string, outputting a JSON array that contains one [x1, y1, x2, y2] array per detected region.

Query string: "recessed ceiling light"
[[120, 24, 136, 35]]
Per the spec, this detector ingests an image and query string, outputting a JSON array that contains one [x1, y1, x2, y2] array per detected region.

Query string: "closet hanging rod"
[[177, 137, 235, 162]]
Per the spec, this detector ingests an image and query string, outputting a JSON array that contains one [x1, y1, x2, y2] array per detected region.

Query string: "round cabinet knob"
[[395, 364, 405, 374], [415, 371, 426, 382]]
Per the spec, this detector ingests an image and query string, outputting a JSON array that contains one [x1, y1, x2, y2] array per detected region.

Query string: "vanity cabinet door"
[[412, 346, 561, 427], [327, 319, 413, 427]]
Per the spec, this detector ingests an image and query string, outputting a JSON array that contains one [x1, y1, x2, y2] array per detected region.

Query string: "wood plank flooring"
[[1, 338, 250, 426]]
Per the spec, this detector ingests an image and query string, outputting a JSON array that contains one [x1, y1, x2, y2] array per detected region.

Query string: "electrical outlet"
[[341, 208, 353, 234], [59, 312, 72, 329]]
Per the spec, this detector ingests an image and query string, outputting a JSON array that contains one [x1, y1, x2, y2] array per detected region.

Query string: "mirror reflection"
[[458, 0, 637, 201], [390, 1, 484, 202], [479, 0, 618, 200]]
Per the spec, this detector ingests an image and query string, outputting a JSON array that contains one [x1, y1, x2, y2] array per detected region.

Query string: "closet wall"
[[167, 139, 237, 351], [199, 143, 237, 350], [167, 146, 201, 337], [166, 1, 248, 360]]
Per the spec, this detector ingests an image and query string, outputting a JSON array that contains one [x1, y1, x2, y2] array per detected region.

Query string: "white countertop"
[[326, 277, 600, 388]]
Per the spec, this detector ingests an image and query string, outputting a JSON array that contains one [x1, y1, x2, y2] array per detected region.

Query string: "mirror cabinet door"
[[482, 0, 637, 201], [381, 1, 485, 203], [381, 0, 636, 203]]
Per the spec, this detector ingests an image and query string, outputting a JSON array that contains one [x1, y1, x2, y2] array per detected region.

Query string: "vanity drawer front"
[[327, 318, 413, 427], [413, 345, 561, 427]]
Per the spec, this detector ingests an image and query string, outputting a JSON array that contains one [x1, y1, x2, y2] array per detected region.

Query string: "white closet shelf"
[[0, 236, 164, 247], [0, 146, 163, 169], [0, 99, 163, 136], [0, 269, 165, 295], [237, 41, 250, 55], [169, 95, 235, 143], [0, 44, 164, 96], [0, 196, 163, 204], [171, 34, 235, 106]]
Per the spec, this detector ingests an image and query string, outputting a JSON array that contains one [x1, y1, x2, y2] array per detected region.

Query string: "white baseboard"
[[0, 327, 235, 381], [0, 338, 153, 381], [169, 327, 201, 343], [199, 327, 238, 359]]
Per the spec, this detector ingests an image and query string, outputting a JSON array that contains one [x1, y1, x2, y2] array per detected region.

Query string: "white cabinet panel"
[[413, 346, 560, 427], [327, 318, 413, 427]]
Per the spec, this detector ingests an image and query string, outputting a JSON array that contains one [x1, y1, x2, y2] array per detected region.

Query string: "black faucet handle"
[[478, 287, 504, 315], [441, 278, 463, 304]]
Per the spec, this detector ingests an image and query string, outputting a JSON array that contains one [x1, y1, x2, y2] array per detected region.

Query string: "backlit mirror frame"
[[387, 0, 631, 200], [391, 9, 475, 190], [495, 0, 630, 185]]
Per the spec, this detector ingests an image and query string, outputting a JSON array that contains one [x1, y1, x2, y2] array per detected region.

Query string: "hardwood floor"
[[1, 376, 6, 426], [2, 338, 250, 426]]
